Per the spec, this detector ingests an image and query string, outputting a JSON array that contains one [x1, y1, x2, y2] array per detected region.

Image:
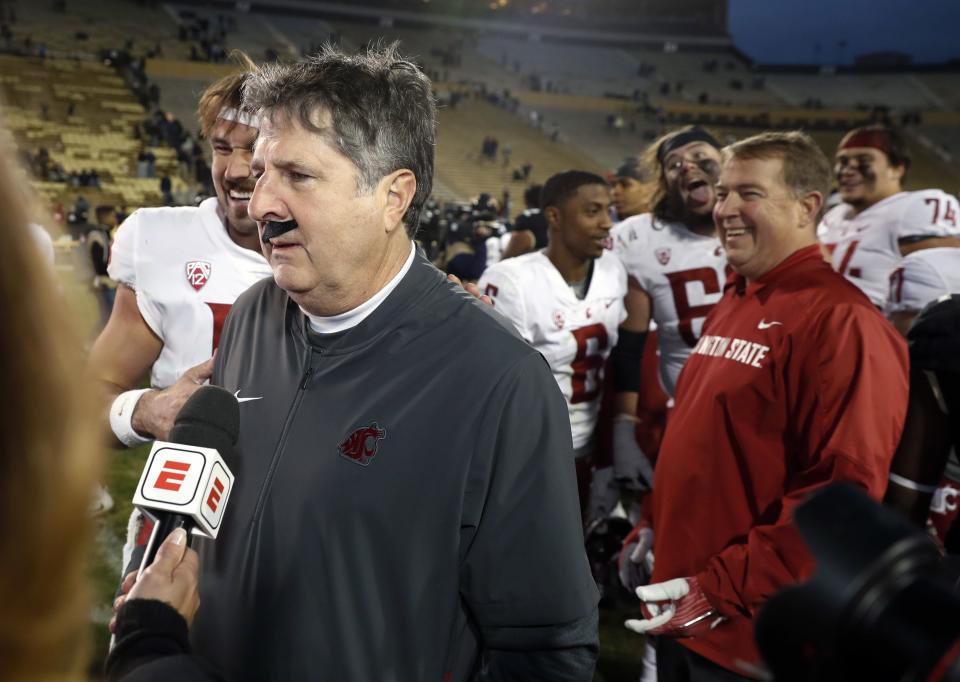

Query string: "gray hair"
[[241, 42, 436, 237]]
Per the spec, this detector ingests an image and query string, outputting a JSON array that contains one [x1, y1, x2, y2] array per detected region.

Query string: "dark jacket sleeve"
[[105, 599, 225, 682], [459, 351, 600, 681]]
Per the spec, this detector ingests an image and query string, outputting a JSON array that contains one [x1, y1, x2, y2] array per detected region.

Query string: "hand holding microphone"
[[110, 528, 200, 634], [133, 384, 239, 575], [112, 385, 238, 638]]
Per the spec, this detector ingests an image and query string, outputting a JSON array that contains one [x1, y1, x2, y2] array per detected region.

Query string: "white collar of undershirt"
[[302, 242, 415, 334]]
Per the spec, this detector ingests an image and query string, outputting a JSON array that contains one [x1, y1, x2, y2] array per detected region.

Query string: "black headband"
[[657, 128, 722, 164]]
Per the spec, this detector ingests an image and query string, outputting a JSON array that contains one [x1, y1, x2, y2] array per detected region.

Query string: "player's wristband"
[[109, 389, 153, 447], [888, 472, 938, 494]]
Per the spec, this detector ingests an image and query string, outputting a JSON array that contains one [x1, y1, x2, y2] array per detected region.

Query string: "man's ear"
[[799, 191, 823, 229], [383, 169, 417, 233], [543, 205, 560, 229]]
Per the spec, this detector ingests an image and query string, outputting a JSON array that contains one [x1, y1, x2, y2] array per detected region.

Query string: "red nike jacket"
[[650, 244, 909, 674]]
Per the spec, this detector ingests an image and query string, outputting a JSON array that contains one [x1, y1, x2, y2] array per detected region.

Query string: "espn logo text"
[[154, 459, 191, 492], [142, 447, 206, 506], [200, 461, 231, 530]]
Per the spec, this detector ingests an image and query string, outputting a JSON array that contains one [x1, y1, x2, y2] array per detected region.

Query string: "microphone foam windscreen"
[[168, 385, 240, 455]]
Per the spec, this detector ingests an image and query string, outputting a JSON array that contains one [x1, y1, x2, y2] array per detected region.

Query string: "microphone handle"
[[138, 513, 194, 579]]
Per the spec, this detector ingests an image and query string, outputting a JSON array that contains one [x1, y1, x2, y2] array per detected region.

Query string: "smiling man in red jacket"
[[625, 131, 909, 681]]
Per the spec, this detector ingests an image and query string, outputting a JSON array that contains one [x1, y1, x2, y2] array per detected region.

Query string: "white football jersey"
[[887, 247, 960, 314], [478, 250, 627, 448], [108, 197, 272, 390], [818, 190, 960, 306], [612, 214, 727, 397]]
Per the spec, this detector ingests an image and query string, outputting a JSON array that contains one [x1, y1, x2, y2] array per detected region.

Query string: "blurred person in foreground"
[[0, 129, 98, 682], [191, 43, 598, 681], [625, 132, 909, 680], [0, 135, 204, 681]]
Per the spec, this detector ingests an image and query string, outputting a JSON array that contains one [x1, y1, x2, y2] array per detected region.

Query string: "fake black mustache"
[[261, 219, 299, 244]]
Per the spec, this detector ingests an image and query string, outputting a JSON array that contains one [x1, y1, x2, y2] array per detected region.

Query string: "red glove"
[[624, 576, 726, 638]]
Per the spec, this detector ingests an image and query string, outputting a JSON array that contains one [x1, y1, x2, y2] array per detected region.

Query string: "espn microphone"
[[132, 385, 239, 577]]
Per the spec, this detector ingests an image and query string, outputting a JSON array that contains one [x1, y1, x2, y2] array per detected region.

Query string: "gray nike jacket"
[[191, 253, 599, 681]]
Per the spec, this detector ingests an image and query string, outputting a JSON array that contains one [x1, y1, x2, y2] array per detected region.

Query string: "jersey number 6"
[[570, 323, 609, 404], [665, 267, 722, 347]]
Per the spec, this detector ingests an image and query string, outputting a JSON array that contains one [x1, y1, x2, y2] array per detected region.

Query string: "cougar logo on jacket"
[[338, 423, 386, 466]]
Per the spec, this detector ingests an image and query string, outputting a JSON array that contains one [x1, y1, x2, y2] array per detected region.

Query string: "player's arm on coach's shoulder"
[[87, 289, 214, 445], [460, 351, 599, 681]]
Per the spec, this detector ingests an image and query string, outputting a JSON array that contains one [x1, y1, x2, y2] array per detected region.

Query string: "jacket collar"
[[290, 249, 448, 353], [730, 244, 825, 297]]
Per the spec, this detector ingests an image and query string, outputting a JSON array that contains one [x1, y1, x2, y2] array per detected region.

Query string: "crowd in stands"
[[177, 10, 234, 63], [18, 147, 103, 187], [107, 46, 213, 198]]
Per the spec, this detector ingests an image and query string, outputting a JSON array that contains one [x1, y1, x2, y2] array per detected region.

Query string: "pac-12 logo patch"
[[186, 260, 212, 291], [338, 422, 386, 466], [655, 247, 672, 266]]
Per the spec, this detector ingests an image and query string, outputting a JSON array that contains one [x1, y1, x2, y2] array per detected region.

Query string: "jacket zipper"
[[250, 346, 318, 523]]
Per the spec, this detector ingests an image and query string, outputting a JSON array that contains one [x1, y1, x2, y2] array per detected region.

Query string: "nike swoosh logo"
[[757, 320, 783, 330], [234, 389, 263, 403]]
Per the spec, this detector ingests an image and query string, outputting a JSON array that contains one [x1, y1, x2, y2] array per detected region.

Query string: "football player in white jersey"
[[86, 57, 272, 570], [887, 247, 960, 334], [478, 170, 627, 517], [885, 246, 960, 545], [818, 124, 960, 307], [89, 58, 268, 447], [610, 127, 727, 682], [611, 126, 727, 443]]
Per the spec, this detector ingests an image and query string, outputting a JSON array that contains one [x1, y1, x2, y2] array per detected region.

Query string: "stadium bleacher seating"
[[436, 98, 606, 212], [0, 55, 188, 211]]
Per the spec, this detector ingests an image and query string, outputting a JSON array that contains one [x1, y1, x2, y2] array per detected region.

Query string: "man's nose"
[[225, 151, 252, 181], [248, 174, 285, 223], [715, 194, 740, 219]]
